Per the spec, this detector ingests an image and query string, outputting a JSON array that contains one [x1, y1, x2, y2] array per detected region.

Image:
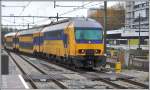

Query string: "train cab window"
[[75, 28, 103, 41]]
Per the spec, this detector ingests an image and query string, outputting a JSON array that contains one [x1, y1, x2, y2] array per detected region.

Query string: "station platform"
[[1, 50, 29, 89], [1, 75, 28, 89]]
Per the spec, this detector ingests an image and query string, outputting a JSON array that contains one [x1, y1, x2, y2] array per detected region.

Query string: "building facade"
[[88, 2, 149, 51], [125, 1, 149, 30], [107, 1, 149, 51]]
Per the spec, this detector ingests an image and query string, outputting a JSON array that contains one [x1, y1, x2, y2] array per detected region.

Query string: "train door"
[[63, 33, 69, 57], [39, 32, 44, 53], [12, 36, 16, 50], [38, 32, 40, 52], [12, 37, 15, 49], [39, 33, 43, 53]]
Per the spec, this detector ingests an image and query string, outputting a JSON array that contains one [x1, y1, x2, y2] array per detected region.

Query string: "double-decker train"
[[4, 18, 106, 68]]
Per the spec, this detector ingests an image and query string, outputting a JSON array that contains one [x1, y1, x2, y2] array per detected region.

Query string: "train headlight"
[[104, 53, 107, 56], [95, 49, 101, 54], [78, 49, 85, 54]]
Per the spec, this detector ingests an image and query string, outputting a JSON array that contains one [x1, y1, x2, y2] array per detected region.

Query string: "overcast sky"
[[2, 1, 123, 29]]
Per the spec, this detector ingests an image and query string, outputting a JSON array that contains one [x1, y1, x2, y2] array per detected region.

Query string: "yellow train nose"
[[78, 49, 101, 55]]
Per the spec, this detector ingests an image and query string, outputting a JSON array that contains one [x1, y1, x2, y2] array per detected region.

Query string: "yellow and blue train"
[[4, 18, 106, 68]]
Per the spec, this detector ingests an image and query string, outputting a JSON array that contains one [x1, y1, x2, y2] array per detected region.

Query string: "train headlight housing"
[[95, 49, 101, 54], [104, 53, 107, 56], [78, 49, 85, 54]]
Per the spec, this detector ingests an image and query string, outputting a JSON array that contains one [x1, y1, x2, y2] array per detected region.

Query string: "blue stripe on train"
[[76, 40, 103, 44], [33, 36, 43, 45], [44, 37, 63, 40], [19, 42, 33, 47], [75, 27, 102, 30]]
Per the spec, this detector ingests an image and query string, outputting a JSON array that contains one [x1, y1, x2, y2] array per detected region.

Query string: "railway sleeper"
[[23, 75, 70, 82]]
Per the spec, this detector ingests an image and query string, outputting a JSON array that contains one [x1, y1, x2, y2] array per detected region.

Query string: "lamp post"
[[138, 13, 141, 50], [104, 1, 107, 54]]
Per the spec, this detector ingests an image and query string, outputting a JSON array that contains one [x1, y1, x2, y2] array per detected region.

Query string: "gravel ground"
[[113, 80, 142, 89], [22, 55, 117, 89], [35, 82, 61, 89], [10, 53, 42, 75], [62, 74, 87, 80], [5, 51, 149, 89], [23, 55, 74, 74], [9, 57, 22, 74], [121, 69, 149, 85]]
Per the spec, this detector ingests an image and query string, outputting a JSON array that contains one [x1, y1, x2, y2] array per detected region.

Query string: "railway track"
[[119, 78, 149, 89], [6, 50, 149, 89], [19, 54, 128, 89], [18, 54, 68, 89], [95, 70, 149, 89], [16, 53, 114, 89], [36, 54, 149, 89], [6, 51, 68, 89], [38, 56, 149, 89], [6, 51, 38, 89]]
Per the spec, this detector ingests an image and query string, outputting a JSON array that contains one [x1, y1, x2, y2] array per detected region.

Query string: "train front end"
[[74, 28, 106, 68], [68, 18, 106, 68]]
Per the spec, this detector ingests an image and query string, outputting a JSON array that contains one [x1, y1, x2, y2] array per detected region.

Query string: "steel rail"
[[18, 54, 68, 89], [36, 56, 149, 89], [92, 78, 128, 89], [6, 51, 38, 89], [30, 55, 130, 89], [119, 78, 149, 89], [7, 50, 149, 89]]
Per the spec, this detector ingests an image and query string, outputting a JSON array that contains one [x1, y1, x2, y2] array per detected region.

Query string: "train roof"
[[41, 18, 103, 33], [4, 32, 17, 37], [17, 27, 44, 36], [72, 18, 102, 28], [5, 18, 103, 36]]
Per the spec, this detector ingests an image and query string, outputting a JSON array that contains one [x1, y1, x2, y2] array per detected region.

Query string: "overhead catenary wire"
[[18, 1, 32, 28], [2, 18, 17, 24], [2, 16, 141, 27], [2, 1, 137, 29], [54, 1, 104, 23], [59, 2, 94, 16], [25, 2, 94, 24], [59, 2, 104, 16], [2, 1, 104, 27], [19, 1, 32, 16]]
